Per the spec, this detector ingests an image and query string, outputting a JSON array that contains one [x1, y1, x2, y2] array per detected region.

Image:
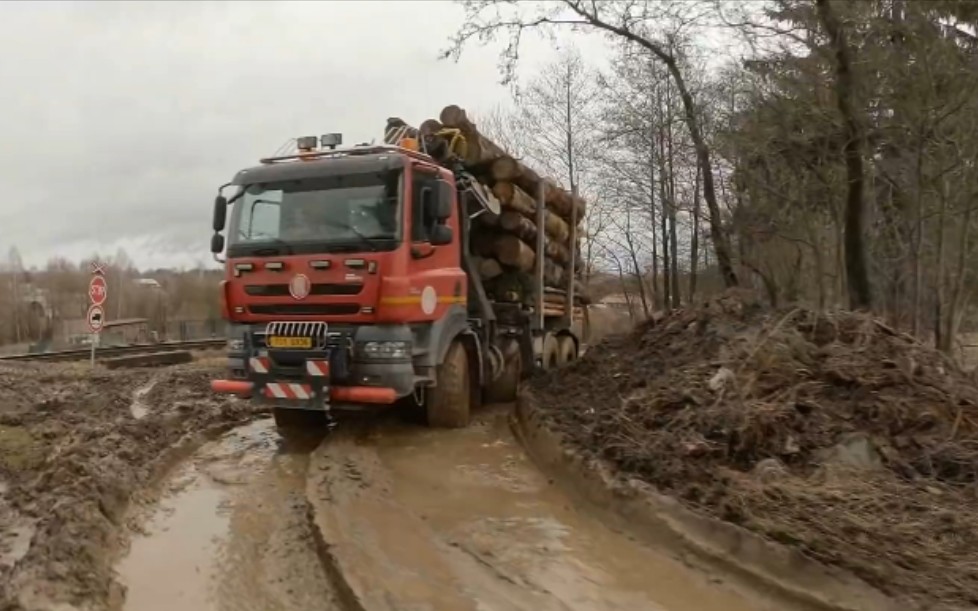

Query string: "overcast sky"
[[0, 0, 608, 272]]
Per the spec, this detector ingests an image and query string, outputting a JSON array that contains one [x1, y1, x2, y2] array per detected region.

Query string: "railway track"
[[0, 339, 226, 362]]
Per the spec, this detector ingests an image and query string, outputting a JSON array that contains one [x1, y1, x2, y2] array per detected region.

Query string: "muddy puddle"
[[117, 406, 776, 611], [118, 419, 343, 611], [309, 408, 775, 611]]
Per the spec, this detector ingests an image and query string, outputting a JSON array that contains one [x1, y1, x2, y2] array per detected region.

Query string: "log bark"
[[499, 211, 571, 264], [492, 158, 588, 223], [439, 105, 509, 167], [492, 234, 535, 271], [472, 256, 504, 280], [543, 179, 586, 222], [490, 157, 542, 198], [492, 182, 570, 244]]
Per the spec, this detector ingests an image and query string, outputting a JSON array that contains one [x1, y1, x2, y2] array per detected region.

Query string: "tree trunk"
[[666, 85, 680, 309], [934, 181, 948, 352], [947, 187, 975, 353], [815, 0, 872, 311], [689, 160, 701, 302], [648, 150, 660, 309], [656, 100, 672, 310], [623, 209, 651, 318], [541, 6, 739, 288]]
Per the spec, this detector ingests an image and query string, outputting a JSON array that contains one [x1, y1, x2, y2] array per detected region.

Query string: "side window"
[[245, 200, 281, 240], [412, 172, 439, 242]]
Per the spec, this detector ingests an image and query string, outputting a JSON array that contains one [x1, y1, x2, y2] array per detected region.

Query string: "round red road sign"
[[89, 275, 107, 306], [87, 304, 105, 334]]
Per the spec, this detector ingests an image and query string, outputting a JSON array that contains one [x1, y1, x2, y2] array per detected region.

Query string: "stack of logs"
[[399, 105, 587, 305]]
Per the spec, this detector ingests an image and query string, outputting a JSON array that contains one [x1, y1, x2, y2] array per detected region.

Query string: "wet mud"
[[0, 362, 256, 610], [308, 408, 770, 611], [119, 420, 343, 611], [118, 404, 775, 611]]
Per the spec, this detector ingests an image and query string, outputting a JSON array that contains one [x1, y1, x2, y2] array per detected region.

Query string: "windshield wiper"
[[322, 220, 392, 253]]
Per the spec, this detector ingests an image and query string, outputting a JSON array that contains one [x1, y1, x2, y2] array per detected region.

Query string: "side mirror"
[[430, 224, 453, 246], [213, 195, 228, 232], [435, 180, 454, 220], [210, 233, 225, 254]]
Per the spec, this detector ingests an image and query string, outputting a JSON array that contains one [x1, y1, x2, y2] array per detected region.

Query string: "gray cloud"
[[0, 0, 548, 270]]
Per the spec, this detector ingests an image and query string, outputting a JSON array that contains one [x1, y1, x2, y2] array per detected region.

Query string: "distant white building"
[[133, 278, 162, 289]]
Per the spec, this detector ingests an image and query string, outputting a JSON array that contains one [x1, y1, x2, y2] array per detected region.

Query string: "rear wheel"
[[484, 340, 521, 404], [542, 333, 560, 370], [426, 340, 471, 428], [556, 335, 577, 367]]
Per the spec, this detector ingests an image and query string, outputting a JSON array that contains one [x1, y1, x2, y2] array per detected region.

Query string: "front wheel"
[[426, 340, 471, 428]]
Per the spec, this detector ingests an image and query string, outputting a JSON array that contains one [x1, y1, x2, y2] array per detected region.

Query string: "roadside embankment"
[[517, 289, 978, 611]]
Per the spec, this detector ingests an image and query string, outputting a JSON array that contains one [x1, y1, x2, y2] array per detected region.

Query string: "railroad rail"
[[0, 339, 226, 362]]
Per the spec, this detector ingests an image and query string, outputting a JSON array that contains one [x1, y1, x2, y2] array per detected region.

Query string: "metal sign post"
[[88, 263, 107, 367]]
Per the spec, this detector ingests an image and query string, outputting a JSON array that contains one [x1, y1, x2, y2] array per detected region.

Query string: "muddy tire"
[[426, 340, 471, 428], [556, 335, 577, 367], [484, 341, 521, 404], [273, 407, 327, 435], [542, 333, 560, 370]]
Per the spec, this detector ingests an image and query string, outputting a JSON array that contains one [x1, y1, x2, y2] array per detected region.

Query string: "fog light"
[[359, 340, 410, 359]]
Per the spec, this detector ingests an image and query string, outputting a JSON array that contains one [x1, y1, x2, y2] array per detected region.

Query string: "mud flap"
[[248, 353, 338, 431]]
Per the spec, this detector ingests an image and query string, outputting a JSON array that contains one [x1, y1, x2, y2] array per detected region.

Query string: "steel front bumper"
[[212, 354, 408, 408]]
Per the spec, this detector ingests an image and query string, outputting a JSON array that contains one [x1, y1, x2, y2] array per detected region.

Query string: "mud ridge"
[[0, 362, 260, 611], [301, 498, 368, 611], [510, 395, 902, 611]]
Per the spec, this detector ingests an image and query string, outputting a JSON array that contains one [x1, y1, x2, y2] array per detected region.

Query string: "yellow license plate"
[[267, 336, 312, 349]]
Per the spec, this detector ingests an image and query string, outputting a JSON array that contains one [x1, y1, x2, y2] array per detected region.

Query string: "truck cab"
[[210, 133, 585, 433]]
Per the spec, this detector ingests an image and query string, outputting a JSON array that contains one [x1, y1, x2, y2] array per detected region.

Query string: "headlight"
[[227, 338, 245, 351], [359, 340, 410, 359]]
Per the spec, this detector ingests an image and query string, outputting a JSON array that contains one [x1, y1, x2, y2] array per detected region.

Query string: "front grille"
[[265, 321, 329, 338], [252, 324, 354, 350], [245, 284, 362, 297], [248, 304, 361, 316], [249, 324, 355, 382]]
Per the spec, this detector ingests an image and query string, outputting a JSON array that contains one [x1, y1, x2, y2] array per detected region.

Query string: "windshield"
[[227, 170, 402, 256]]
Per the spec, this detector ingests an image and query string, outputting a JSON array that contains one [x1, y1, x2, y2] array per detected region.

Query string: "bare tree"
[[444, 0, 740, 289], [814, 0, 872, 310], [477, 49, 610, 284]]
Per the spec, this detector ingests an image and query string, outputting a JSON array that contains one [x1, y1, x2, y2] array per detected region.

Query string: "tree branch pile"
[[530, 289, 978, 608], [388, 106, 588, 304]]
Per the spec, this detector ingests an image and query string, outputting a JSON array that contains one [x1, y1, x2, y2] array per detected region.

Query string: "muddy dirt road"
[[118, 407, 773, 611]]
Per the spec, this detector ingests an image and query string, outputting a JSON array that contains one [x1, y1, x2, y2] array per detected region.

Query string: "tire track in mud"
[[119, 406, 775, 611], [307, 408, 775, 611], [118, 419, 357, 611]]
